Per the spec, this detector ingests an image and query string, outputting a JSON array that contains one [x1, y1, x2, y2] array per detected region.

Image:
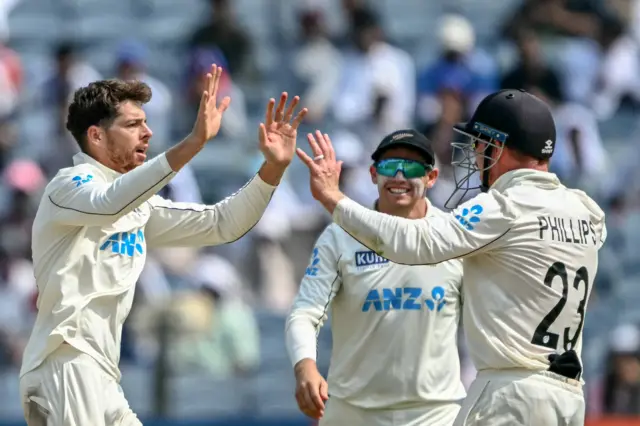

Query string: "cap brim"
[[372, 141, 435, 166]]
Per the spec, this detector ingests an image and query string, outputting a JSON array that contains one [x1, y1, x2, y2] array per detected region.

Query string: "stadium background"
[[0, 0, 638, 424]]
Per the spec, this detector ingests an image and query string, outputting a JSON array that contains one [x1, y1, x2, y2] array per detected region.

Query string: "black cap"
[[371, 129, 435, 165], [454, 89, 556, 160]]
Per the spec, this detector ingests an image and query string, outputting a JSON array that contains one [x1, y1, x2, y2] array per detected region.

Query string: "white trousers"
[[319, 397, 461, 426], [453, 369, 585, 426], [19, 344, 142, 426]]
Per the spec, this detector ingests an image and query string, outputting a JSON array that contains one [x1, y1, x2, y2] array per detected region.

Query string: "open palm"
[[191, 64, 231, 144], [259, 93, 307, 167]]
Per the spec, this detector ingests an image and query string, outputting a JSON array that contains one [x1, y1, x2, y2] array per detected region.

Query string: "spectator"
[[42, 42, 102, 172], [601, 323, 640, 415], [0, 246, 34, 368], [0, 159, 45, 259], [541, 91, 608, 192], [0, 30, 21, 121], [168, 254, 261, 379], [333, 8, 415, 147], [183, 48, 249, 141], [416, 14, 496, 129], [189, 0, 252, 79], [503, 0, 620, 103], [114, 40, 173, 150], [292, 8, 341, 124], [0, 29, 21, 169], [591, 18, 640, 120], [501, 27, 564, 101], [46, 42, 102, 112]]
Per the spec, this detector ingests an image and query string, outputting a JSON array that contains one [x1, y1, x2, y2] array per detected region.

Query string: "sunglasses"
[[375, 158, 431, 179]]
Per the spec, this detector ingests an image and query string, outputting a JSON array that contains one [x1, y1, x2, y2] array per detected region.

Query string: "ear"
[[86, 125, 103, 146], [369, 164, 377, 185], [425, 167, 439, 189]]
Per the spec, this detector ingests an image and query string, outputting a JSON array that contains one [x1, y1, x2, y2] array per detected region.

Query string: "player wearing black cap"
[[287, 130, 465, 425], [448, 88, 557, 208], [299, 89, 607, 426]]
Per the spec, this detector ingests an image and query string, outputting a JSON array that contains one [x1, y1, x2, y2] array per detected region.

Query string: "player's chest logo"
[[100, 229, 145, 257], [361, 286, 447, 312], [354, 250, 390, 271]]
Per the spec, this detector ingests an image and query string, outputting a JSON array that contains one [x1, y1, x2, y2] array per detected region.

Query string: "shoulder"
[[566, 187, 607, 247], [46, 163, 103, 195], [450, 191, 517, 232], [318, 223, 345, 244]]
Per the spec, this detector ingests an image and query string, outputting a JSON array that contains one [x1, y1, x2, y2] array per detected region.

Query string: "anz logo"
[[100, 230, 145, 257], [455, 204, 483, 231], [72, 174, 93, 187], [305, 247, 320, 277], [362, 286, 447, 312]]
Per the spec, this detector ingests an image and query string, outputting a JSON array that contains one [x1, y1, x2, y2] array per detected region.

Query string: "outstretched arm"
[[146, 92, 307, 247], [297, 132, 513, 265], [48, 64, 231, 227]]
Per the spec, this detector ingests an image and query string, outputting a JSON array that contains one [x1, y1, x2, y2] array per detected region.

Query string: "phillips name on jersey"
[[333, 169, 607, 375]]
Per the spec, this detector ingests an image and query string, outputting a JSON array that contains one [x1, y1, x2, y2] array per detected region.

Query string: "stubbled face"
[[87, 101, 153, 173], [370, 147, 438, 209]]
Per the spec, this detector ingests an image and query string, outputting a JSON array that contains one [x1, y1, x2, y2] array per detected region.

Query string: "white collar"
[[72, 152, 122, 182], [490, 169, 561, 193]]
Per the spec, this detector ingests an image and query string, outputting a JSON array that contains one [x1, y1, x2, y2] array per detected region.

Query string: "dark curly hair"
[[66, 79, 152, 151]]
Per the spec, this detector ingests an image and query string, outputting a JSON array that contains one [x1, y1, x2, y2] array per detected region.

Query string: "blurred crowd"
[[0, 0, 639, 420]]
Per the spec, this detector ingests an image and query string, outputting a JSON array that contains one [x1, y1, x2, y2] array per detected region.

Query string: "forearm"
[[203, 174, 277, 244], [332, 197, 440, 265], [164, 133, 206, 172], [285, 315, 319, 367], [257, 161, 287, 186]]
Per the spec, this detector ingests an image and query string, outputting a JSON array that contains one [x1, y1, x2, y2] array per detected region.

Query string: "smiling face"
[[370, 147, 438, 215], [86, 100, 153, 173]]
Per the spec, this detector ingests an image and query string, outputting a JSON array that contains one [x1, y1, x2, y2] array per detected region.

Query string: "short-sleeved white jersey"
[[333, 170, 606, 374], [21, 152, 276, 381], [285, 202, 466, 409]]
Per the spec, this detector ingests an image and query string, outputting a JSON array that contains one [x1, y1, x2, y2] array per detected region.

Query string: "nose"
[[142, 122, 153, 140]]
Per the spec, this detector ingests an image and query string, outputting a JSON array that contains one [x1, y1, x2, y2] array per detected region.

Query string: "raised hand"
[[296, 130, 344, 209], [259, 92, 308, 167], [191, 64, 231, 145]]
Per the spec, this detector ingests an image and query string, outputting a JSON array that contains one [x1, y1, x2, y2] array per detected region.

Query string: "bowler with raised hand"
[[19, 65, 307, 426]]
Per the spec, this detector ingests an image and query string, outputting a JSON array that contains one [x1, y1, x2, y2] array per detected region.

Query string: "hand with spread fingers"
[[259, 92, 308, 168], [296, 130, 345, 213], [190, 64, 231, 145]]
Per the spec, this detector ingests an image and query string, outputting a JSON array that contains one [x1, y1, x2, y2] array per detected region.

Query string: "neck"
[[376, 198, 428, 219], [489, 160, 549, 186]]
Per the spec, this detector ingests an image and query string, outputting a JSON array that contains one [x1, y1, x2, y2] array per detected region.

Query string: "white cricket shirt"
[[21, 152, 276, 381], [333, 169, 607, 374], [286, 201, 466, 409]]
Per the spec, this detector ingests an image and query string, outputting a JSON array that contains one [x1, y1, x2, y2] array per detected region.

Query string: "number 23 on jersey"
[[531, 262, 589, 352]]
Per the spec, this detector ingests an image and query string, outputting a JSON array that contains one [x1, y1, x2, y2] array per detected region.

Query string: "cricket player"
[[297, 89, 607, 425], [19, 65, 307, 426], [286, 129, 465, 426]]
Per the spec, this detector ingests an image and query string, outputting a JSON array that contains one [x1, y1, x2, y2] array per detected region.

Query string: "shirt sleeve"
[[144, 173, 276, 247], [332, 192, 514, 265], [285, 226, 342, 367], [47, 153, 175, 227]]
